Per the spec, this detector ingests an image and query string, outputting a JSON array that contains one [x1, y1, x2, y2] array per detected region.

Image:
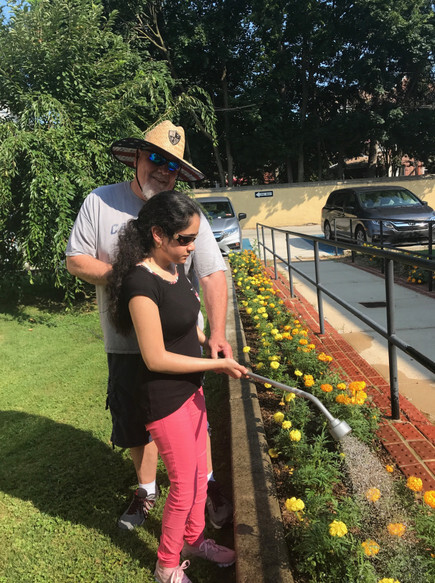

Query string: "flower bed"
[[229, 250, 435, 583]]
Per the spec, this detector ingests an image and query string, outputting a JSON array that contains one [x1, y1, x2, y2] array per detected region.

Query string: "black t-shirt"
[[122, 264, 202, 423]]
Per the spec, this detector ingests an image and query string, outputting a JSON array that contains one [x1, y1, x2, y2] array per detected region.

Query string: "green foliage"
[[230, 249, 434, 583], [0, 0, 174, 295]]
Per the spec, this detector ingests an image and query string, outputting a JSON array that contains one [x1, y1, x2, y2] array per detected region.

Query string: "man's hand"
[[200, 270, 233, 359], [208, 334, 233, 359]]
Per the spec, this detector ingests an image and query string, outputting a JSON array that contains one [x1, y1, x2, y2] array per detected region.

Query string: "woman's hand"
[[213, 358, 248, 379]]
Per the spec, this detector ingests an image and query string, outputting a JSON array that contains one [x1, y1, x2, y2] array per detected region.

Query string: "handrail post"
[[262, 225, 266, 265], [385, 258, 400, 420], [286, 232, 294, 298], [314, 241, 325, 335], [272, 229, 277, 279]]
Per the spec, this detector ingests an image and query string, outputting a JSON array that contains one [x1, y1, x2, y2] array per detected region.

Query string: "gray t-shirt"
[[66, 181, 226, 353]]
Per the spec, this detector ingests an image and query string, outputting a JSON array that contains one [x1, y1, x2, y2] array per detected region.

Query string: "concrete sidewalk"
[[243, 226, 435, 423]]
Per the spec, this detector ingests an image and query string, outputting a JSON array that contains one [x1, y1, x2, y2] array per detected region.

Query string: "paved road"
[[242, 225, 435, 422]]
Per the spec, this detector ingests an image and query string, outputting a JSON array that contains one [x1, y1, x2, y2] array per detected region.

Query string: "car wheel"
[[324, 221, 334, 240], [355, 226, 366, 245]]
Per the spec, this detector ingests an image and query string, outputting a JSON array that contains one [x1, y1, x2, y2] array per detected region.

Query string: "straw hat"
[[111, 120, 204, 182]]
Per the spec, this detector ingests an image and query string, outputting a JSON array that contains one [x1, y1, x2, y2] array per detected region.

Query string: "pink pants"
[[146, 387, 208, 567]]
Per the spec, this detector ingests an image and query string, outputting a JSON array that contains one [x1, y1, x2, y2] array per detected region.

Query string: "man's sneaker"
[[181, 539, 235, 567], [206, 480, 233, 529], [118, 486, 159, 530], [154, 560, 192, 583]]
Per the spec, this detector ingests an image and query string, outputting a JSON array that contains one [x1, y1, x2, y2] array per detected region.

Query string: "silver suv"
[[196, 196, 247, 254]]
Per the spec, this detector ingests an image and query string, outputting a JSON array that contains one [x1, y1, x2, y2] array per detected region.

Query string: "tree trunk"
[[367, 139, 378, 177], [222, 67, 234, 187], [286, 157, 293, 183]]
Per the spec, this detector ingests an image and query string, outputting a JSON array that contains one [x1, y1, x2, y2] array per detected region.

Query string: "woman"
[[108, 190, 247, 583]]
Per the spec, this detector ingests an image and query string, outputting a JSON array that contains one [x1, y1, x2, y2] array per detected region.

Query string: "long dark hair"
[[107, 190, 200, 335]]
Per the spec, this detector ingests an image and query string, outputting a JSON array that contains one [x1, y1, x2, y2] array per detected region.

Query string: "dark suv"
[[321, 186, 435, 245]]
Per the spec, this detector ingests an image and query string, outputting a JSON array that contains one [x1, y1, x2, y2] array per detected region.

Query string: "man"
[[66, 120, 232, 531]]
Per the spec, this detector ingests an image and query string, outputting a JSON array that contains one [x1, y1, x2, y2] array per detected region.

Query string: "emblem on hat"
[[168, 130, 181, 145]]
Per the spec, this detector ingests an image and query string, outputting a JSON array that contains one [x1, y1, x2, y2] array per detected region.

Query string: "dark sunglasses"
[[173, 233, 197, 246], [146, 151, 180, 172]]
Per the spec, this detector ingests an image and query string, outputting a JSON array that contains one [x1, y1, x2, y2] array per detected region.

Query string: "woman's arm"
[[129, 296, 246, 378]]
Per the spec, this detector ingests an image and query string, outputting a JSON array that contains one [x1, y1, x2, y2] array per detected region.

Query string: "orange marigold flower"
[[387, 523, 406, 537], [336, 382, 347, 390], [385, 465, 394, 473], [336, 394, 351, 405], [406, 476, 423, 492], [320, 384, 333, 393], [423, 490, 435, 508], [361, 539, 380, 556], [366, 487, 381, 502]]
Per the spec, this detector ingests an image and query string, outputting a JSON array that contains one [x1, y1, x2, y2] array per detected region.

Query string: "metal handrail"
[[255, 223, 435, 420]]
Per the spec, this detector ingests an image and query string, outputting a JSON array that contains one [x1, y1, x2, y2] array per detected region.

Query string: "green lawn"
[[0, 294, 234, 583]]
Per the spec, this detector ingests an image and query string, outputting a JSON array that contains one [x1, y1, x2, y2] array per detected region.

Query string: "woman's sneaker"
[[154, 560, 192, 583], [206, 480, 233, 529], [181, 539, 235, 567], [118, 486, 159, 530]]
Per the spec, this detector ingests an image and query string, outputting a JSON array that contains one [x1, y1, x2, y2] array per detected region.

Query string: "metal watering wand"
[[245, 371, 352, 441]]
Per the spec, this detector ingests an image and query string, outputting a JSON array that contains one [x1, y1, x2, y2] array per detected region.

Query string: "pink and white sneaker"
[[154, 559, 192, 583], [181, 538, 236, 567]]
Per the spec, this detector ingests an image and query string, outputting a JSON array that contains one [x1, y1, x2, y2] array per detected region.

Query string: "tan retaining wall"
[[193, 175, 435, 229]]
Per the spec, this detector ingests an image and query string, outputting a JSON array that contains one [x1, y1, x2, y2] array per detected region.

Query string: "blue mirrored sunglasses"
[[147, 151, 180, 172]]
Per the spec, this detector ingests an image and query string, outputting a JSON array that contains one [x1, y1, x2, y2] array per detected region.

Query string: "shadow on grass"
[[0, 410, 162, 568]]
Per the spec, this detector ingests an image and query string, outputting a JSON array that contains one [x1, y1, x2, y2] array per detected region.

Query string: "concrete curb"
[[224, 267, 294, 583]]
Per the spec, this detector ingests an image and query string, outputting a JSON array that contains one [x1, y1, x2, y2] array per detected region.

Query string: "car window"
[[200, 201, 235, 219], [358, 190, 422, 209]]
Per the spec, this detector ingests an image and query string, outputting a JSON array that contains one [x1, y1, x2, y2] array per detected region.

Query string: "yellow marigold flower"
[[269, 303, 275, 308], [318, 352, 333, 362], [246, 307, 253, 314], [283, 465, 294, 475], [282, 420, 292, 430], [329, 520, 348, 537], [366, 487, 381, 502], [264, 383, 272, 389], [285, 497, 305, 512], [285, 392, 296, 402], [423, 490, 435, 508], [257, 307, 266, 313], [274, 333, 283, 341], [256, 362, 264, 369], [273, 411, 285, 423], [268, 448, 279, 458], [336, 382, 347, 390], [320, 384, 333, 393], [271, 328, 279, 335], [304, 378, 315, 388], [406, 476, 423, 492], [308, 343, 316, 349], [361, 539, 380, 556], [262, 313, 268, 318], [378, 579, 400, 583], [299, 338, 308, 345], [268, 355, 280, 361], [253, 315, 259, 320], [349, 380, 366, 393], [270, 361, 280, 370], [292, 328, 300, 335], [336, 393, 351, 405], [294, 370, 303, 377], [353, 391, 368, 405], [387, 523, 406, 537], [243, 346, 251, 353], [385, 465, 394, 473], [289, 430, 302, 442]]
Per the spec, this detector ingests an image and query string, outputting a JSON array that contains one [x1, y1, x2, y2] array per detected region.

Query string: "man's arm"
[[200, 269, 233, 358], [66, 255, 112, 286]]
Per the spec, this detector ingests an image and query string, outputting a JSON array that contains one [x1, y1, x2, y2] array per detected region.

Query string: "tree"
[[0, 0, 174, 295]]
